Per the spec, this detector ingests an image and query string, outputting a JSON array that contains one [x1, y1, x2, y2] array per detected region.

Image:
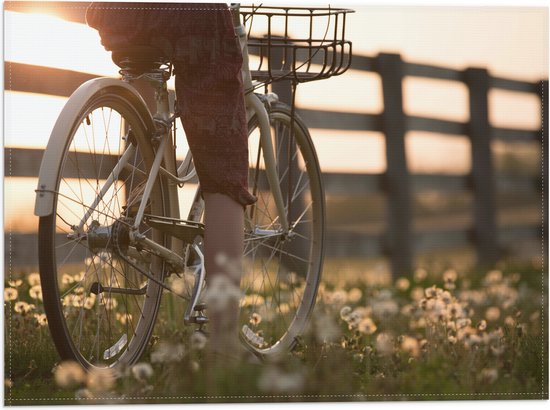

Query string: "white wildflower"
[[131, 363, 153, 381], [340, 306, 352, 320], [190, 331, 208, 350], [86, 368, 116, 393], [375, 332, 394, 356], [150, 342, 185, 363], [54, 361, 85, 389]]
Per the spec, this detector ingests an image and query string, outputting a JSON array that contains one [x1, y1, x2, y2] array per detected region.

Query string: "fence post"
[[464, 67, 498, 266], [376, 53, 412, 278]]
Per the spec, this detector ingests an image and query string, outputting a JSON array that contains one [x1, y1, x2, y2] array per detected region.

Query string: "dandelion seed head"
[[490, 344, 505, 356], [131, 362, 153, 381], [443, 269, 458, 283], [371, 299, 398, 318], [54, 361, 85, 389], [395, 277, 410, 291], [27, 273, 41, 286], [34, 313, 48, 326], [477, 320, 487, 331], [4, 288, 18, 301], [400, 304, 414, 316], [529, 311, 540, 322], [400, 336, 420, 357], [340, 306, 352, 320], [375, 332, 394, 356], [357, 317, 377, 335], [7, 280, 22, 288], [484, 270, 502, 285], [249, 312, 262, 326], [190, 360, 200, 372], [29, 285, 43, 301], [414, 268, 428, 282], [14, 301, 34, 314], [424, 285, 438, 298], [325, 289, 348, 306], [99, 295, 118, 310], [170, 277, 187, 295], [464, 333, 483, 348], [240, 294, 265, 307], [115, 312, 132, 325], [150, 342, 185, 363], [410, 287, 425, 301], [314, 312, 341, 342], [347, 287, 363, 303], [61, 274, 75, 285], [74, 271, 85, 281], [277, 303, 290, 314], [456, 318, 472, 329], [84, 295, 96, 310], [440, 291, 452, 305], [86, 368, 116, 393], [190, 331, 207, 350], [479, 368, 498, 384], [485, 307, 501, 321]]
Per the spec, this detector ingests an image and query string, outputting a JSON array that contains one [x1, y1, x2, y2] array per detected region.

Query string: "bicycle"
[[34, 4, 353, 370]]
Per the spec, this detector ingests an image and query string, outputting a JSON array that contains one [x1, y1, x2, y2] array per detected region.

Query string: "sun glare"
[[5, 11, 118, 77]]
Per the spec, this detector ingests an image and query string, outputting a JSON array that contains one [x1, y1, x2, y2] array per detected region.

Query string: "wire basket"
[[240, 5, 354, 84]]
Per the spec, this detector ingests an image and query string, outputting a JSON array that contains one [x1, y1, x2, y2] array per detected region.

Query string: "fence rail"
[[4, 5, 547, 274]]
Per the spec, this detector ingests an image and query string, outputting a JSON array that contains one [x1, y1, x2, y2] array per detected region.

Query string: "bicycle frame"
[[34, 5, 290, 266]]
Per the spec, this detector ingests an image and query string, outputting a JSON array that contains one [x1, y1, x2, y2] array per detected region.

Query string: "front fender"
[[34, 78, 155, 217]]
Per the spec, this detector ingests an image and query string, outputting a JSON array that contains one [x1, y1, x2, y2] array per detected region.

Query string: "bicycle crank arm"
[[89, 282, 147, 296], [132, 234, 187, 272]]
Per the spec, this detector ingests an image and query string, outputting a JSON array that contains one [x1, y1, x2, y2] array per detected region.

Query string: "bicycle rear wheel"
[[241, 102, 325, 356], [39, 87, 169, 369], [185, 101, 325, 358]]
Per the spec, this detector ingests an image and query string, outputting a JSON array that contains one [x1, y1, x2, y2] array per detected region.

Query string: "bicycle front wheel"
[[38, 88, 169, 369], [241, 102, 325, 357]]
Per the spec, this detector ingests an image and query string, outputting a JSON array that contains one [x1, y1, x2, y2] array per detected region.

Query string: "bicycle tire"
[[39, 87, 170, 369], [186, 101, 325, 358]]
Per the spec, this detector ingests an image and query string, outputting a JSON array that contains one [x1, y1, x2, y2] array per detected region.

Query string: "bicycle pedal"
[[143, 215, 204, 243], [194, 316, 209, 326]]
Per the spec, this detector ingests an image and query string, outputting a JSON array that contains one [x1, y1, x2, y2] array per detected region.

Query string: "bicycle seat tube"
[[232, 4, 289, 232]]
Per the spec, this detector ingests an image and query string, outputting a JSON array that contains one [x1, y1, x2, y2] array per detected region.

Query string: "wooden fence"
[[4, 3, 548, 275]]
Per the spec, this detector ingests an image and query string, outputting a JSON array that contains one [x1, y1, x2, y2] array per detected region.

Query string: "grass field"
[[3, 261, 548, 405]]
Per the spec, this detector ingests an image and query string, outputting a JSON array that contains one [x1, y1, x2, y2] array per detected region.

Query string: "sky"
[[3, 1, 548, 232]]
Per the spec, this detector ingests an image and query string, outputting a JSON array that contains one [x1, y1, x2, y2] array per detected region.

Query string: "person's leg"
[[171, 7, 256, 360], [203, 192, 244, 355]]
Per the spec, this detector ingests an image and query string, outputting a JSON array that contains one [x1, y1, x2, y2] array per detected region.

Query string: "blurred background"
[[4, 1, 548, 280]]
